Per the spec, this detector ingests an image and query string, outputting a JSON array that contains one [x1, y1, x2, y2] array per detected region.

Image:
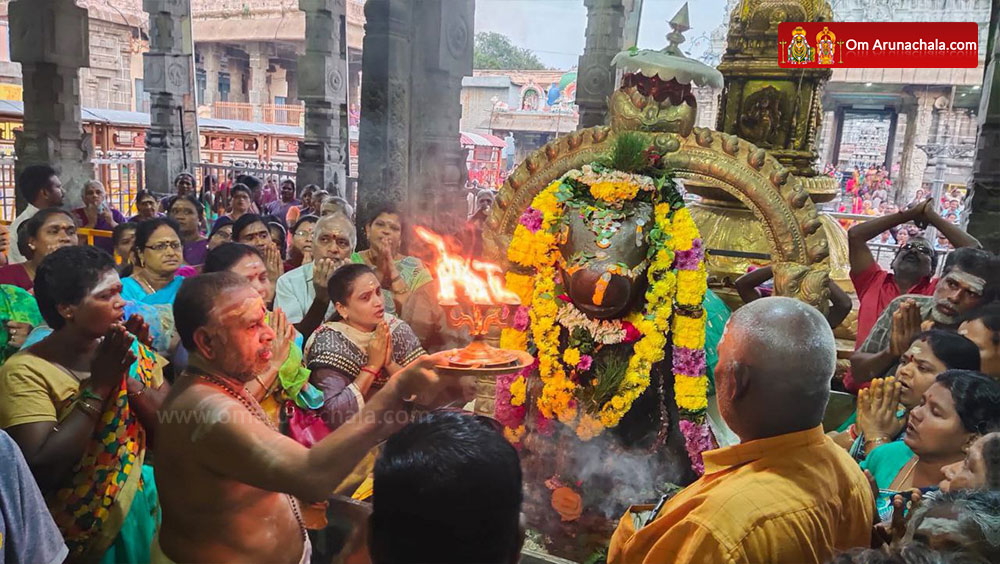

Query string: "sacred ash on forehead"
[[949, 271, 986, 295], [90, 270, 122, 296]]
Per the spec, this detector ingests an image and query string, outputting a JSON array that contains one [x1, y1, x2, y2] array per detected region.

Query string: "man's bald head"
[[716, 297, 836, 440]]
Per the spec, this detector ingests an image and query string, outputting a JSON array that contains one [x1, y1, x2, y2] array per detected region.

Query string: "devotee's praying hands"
[[366, 321, 392, 372], [312, 258, 338, 303], [904, 198, 934, 229], [83, 201, 100, 227], [267, 308, 294, 371], [89, 324, 136, 397], [889, 300, 922, 357], [263, 243, 283, 282], [124, 313, 154, 349], [371, 236, 398, 285], [873, 489, 922, 548], [857, 377, 905, 450]]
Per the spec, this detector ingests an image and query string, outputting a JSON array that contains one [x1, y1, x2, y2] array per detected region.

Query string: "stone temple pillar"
[[357, 0, 412, 222], [201, 43, 221, 106], [297, 0, 349, 197], [143, 0, 197, 193], [286, 66, 299, 105], [9, 0, 92, 211], [249, 42, 269, 122], [968, 13, 1000, 253], [407, 0, 473, 226], [899, 90, 935, 201], [357, 0, 474, 227], [576, 0, 625, 129]]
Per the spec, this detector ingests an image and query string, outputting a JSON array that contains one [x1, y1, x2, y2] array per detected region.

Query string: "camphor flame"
[[414, 226, 521, 307]]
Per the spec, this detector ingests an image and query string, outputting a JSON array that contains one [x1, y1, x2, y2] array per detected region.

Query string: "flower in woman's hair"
[[512, 306, 531, 331], [519, 207, 544, 233], [577, 354, 593, 371]]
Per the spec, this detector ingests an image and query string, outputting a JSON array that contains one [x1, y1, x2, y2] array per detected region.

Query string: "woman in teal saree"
[[861, 370, 1000, 521]]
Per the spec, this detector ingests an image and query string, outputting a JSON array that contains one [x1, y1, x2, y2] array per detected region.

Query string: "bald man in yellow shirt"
[[609, 298, 874, 564]]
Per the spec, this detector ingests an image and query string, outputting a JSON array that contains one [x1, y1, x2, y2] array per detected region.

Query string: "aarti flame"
[[414, 226, 521, 307]]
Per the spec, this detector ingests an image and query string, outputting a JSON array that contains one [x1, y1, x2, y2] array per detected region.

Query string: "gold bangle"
[[865, 437, 889, 450], [75, 399, 102, 419], [128, 381, 147, 399]]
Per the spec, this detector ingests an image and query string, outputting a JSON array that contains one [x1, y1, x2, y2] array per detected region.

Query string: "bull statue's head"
[[558, 201, 653, 320]]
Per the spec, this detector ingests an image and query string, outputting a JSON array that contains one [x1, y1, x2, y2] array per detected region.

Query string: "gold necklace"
[[134, 271, 156, 294]]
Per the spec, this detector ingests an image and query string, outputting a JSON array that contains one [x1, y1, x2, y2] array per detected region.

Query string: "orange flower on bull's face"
[[551, 486, 583, 522]]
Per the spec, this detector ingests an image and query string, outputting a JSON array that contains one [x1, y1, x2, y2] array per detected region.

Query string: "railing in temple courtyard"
[[210, 102, 254, 122], [211, 102, 306, 126], [0, 157, 297, 223], [262, 104, 305, 127], [0, 156, 144, 222], [194, 161, 297, 192]]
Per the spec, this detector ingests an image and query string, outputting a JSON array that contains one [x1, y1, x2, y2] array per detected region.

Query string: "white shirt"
[[274, 260, 397, 324], [8, 204, 39, 264], [274, 262, 335, 324]]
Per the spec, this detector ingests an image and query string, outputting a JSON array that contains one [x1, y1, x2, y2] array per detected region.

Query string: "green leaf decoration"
[[607, 132, 652, 173], [591, 348, 630, 406]]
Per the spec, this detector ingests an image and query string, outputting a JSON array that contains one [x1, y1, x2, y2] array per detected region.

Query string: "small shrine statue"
[[494, 12, 732, 552]]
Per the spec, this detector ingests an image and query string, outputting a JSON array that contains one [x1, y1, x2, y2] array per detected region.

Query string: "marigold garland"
[[590, 181, 639, 203], [496, 156, 711, 472], [509, 376, 526, 407]]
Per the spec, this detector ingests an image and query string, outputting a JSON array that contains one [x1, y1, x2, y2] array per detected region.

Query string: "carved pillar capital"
[[9, 0, 92, 211], [576, 0, 625, 129]]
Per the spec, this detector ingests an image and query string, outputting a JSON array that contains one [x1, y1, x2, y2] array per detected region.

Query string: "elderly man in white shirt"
[[275, 213, 355, 335]]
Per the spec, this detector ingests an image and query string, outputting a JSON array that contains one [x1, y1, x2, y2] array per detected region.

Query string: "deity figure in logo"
[[816, 27, 836, 65], [787, 26, 813, 64]]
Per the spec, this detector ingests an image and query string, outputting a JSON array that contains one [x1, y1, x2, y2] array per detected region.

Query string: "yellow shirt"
[[0, 352, 80, 427], [608, 425, 873, 564], [0, 351, 165, 428]]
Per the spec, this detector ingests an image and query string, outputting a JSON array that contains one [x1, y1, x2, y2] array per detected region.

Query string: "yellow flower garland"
[[667, 207, 710, 413], [504, 174, 709, 440], [563, 348, 581, 367], [499, 328, 528, 351], [590, 181, 639, 203], [509, 376, 527, 407]]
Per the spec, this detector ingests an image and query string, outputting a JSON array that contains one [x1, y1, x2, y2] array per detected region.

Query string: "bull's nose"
[[564, 267, 640, 320]]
